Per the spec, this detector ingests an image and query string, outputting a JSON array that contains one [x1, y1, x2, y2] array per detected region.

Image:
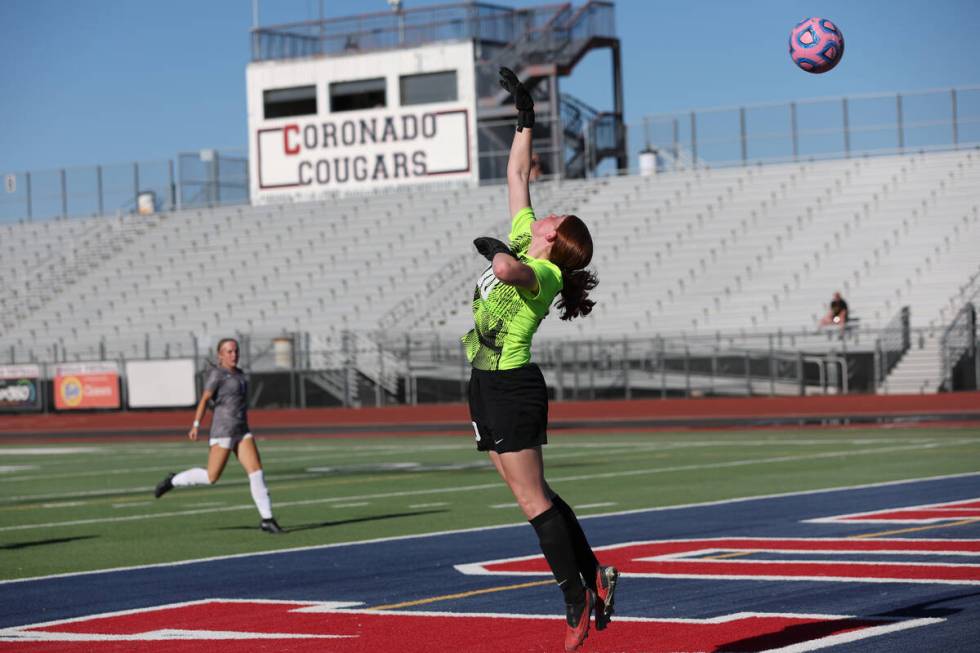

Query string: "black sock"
[[530, 505, 586, 605], [552, 495, 600, 591]]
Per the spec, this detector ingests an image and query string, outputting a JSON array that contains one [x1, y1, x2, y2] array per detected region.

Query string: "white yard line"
[[1, 436, 954, 484], [0, 440, 972, 533], [2, 470, 977, 586]]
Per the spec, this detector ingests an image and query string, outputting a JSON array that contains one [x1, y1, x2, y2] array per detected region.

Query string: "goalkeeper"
[[462, 67, 616, 652]]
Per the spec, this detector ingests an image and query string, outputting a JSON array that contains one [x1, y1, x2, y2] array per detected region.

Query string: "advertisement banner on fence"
[[125, 359, 196, 408], [0, 364, 43, 412], [54, 362, 120, 410]]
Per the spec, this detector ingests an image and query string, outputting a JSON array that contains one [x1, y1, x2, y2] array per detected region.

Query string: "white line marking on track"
[[1, 436, 956, 484], [1, 470, 978, 585], [0, 470, 326, 503], [0, 465, 38, 474], [0, 448, 102, 455], [0, 446, 478, 484]]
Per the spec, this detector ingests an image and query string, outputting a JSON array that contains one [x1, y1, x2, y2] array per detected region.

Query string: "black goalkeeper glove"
[[473, 237, 517, 262], [499, 67, 535, 131]]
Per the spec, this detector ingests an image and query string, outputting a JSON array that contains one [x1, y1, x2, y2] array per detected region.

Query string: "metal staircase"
[[475, 1, 625, 180], [560, 93, 625, 178]]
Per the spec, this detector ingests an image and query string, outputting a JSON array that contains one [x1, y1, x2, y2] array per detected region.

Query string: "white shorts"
[[209, 431, 253, 450]]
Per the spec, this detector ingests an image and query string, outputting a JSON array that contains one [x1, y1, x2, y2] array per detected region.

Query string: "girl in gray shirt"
[[154, 338, 282, 534]]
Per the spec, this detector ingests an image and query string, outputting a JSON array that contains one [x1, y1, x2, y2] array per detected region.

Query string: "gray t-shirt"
[[203, 366, 249, 438]]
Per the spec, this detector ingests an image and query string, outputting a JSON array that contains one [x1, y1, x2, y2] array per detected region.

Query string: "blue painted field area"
[[2, 473, 978, 652]]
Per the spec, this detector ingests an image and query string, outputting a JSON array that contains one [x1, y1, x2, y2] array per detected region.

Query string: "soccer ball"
[[789, 17, 844, 74]]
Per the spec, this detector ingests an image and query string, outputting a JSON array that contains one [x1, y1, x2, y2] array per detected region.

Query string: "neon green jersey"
[[462, 207, 563, 370]]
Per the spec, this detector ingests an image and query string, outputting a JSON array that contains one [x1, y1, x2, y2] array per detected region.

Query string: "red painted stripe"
[[8, 601, 902, 653], [843, 509, 980, 521], [481, 538, 980, 583]]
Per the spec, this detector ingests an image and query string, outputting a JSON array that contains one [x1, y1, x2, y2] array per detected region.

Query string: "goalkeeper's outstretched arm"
[[498, 67, 535, 218], [507, 128, 533, 219]]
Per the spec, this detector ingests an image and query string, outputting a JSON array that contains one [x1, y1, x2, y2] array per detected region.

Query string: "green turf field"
[[1, 427, 978, 581]]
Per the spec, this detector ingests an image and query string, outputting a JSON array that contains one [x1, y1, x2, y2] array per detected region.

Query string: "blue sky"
[[1, 0, 979, 173]]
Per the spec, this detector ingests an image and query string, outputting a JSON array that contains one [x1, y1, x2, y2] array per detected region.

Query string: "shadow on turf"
[[214, 509, 448, 534], [871, 591, 980, 619], [714, 591, 980, 651], [0, 535, 98, 551]]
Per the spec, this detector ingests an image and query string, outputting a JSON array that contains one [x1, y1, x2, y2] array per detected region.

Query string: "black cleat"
[[594, 565, 619, 630], [260, 518, 284, 534], [154, 472, 175, 498]]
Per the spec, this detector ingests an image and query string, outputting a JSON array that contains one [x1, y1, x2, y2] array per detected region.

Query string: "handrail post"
[[744, 350, 751, 395], [896, 93, 905, 153], [797, 351, 805, 396], [690, 111, 697, 167], [764, 334, 772, 396], [790, 101, 799, 162], [951, 88, 959, 149], [25, 171, 32, 220], [60, 169, 68, 218], [684, 346, 690, 397], [739, 106, 748, 164], [96, 165, 104, 216], [133, 162, 140, 212], [555, 344, 564, 402], [622, 337, 630, 400]]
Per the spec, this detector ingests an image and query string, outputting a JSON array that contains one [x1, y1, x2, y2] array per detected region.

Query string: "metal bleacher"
[[2, 148, 978, 394]]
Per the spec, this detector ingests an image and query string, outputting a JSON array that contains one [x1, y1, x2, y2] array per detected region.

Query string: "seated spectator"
[[819, 291, 849, 328]]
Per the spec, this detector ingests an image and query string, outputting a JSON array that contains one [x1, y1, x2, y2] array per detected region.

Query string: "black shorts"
[[468, 363, 548, 454]]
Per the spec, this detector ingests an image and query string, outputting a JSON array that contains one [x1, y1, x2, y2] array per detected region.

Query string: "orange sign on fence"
[[54, 363, 120, 410]]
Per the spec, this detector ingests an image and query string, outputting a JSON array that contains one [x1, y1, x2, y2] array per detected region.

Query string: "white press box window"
[[330, 78, 387, 112], [263, 85, 317, 119], [400, 70, 458, 106]]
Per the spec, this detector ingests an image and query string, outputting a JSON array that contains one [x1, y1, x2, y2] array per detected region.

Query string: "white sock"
[[171, 467, 211, 487], [248, 470, 273, 520]]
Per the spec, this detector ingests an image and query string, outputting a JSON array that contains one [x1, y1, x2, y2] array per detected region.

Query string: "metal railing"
[[250, 2, 615, 63], [1, 149, 249, 224], [1, 160, 175, 223], [941, 303, 978, 391], [177, 150, 249, 209], [629, 86, 980, 173], [9, 322, 973, 413], [875, 306, 911, 388], [251, 2, 567, 61]]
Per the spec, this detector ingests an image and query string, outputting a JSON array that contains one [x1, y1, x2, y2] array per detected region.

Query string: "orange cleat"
[[564, 589, 593, 652]]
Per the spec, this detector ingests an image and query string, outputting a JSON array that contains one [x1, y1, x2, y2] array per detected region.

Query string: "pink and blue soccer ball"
[[789, 17, 844, 74]]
